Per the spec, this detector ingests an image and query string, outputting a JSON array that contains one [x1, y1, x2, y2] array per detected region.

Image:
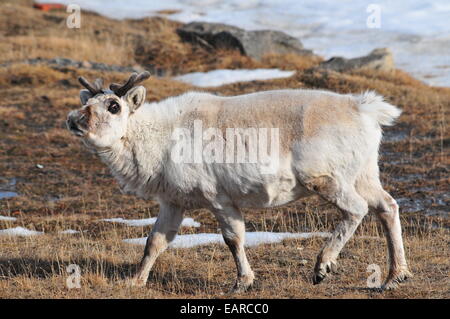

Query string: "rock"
[[0, 57, 151, 75], [81, 60, 92, 68], [319, 48, 394, 72], [177, 21, 313, 60]]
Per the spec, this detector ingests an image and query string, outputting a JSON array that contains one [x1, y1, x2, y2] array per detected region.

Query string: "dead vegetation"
[[0, 1, 448, 299]]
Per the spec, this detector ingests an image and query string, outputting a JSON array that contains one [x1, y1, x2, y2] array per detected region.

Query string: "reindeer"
[[67, 72, 412, 292]]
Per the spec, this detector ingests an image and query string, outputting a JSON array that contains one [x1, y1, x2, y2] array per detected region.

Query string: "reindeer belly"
[[163, 160, 310, 210], [232, 175, 310, 208], [220, 161, 310, 208]]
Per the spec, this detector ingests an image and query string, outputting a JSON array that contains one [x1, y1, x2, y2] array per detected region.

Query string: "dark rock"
[[319, 48, 394, 72], [177, 21, 313, 60], [10, 75, 32, 85], [81, 61, 92, 68], [1, 57, 152, 74], [43, 14, 65, 24], [2, 57, 169, 78]]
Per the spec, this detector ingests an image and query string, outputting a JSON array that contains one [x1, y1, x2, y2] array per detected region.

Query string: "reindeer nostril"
[[67, 117, 84, 136], [68, 119, 77, 131]]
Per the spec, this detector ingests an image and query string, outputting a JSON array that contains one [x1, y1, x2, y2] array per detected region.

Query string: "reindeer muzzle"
[[67, 110, 87, 137]]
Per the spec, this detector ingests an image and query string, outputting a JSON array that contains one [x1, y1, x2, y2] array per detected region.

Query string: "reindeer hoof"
[[229, 274, 254, 294], [313, 260, 337, 285], [312, 273, 325, 285], [127, 277, 147, 288], [382, 269, 413, 290]]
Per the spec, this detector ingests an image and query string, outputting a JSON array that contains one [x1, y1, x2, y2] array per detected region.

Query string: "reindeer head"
[[67, 71, 151, 148]]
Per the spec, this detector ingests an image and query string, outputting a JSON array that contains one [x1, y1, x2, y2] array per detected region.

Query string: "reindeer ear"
[[80, 89, 93, 105], [124, 86, 146, 113]]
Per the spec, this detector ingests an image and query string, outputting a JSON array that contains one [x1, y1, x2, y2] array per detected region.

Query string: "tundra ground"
[[0, 1, 448, 299]]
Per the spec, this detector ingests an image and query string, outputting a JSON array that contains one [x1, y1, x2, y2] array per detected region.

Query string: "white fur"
[[357, 91, 402, 126], [67, 87, 411, 291]]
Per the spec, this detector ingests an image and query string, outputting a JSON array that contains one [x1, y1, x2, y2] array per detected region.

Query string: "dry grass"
[[0, 1, 321, 74], [0, 1, 448, 299], [0, 211, 448, 298], [2, 35, 133, 66]]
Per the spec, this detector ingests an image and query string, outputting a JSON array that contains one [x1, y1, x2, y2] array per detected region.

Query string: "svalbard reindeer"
[[67, 71, 412, 291]]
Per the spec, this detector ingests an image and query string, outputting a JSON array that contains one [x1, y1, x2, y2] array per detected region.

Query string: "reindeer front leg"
[[130, 202, 184, 287], [213, 207, 255, 293]]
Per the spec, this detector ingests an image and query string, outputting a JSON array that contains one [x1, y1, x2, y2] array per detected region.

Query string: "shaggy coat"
[[67, 82, 411, 291]]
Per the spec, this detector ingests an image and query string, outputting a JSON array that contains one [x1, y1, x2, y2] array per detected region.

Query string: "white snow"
[[0, 215, 17, 221], [37, 0, 450, 87], [124, 233, 223, 247], [179, 218, 201, 227], [0, 226, 43, 237], [101, 217, 200, 227], [124, 231, 330, 248], [101, 217, 157, 226], [59, 229, 80, 234], [174, 69, 296, 87]]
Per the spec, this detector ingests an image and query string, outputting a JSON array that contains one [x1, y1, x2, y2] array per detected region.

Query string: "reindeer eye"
[[107, 101, 120, 114]]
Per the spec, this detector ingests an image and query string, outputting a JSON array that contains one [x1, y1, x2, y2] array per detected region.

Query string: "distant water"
[[39, 0, 450, 87], [0, 191, 18, 200], [0, 177, 18, 199]]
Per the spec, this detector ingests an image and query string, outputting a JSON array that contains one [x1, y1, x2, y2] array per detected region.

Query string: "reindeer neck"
[[96, 114, 167, 199]]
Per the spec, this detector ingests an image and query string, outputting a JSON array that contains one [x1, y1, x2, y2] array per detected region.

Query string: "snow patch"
[[124, 231, 330, 248], [101, 217, 200, 227], [59, 229, 80, 234], [0, 215, 17, 221], [174, 69, 295, 87], [0, 226, 43, 237]]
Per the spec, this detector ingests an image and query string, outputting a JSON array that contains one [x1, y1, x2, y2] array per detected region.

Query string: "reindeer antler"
[[78, 76, 104, 95], [110, 71, 151, 97]]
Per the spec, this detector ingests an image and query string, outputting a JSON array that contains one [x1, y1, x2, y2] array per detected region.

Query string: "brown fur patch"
[[302, 95, 358, 138], [80, 105, 93, 130], [223, 235, 241, 248], [304, 175, 337, 197], [176, 91, 360, 156]]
